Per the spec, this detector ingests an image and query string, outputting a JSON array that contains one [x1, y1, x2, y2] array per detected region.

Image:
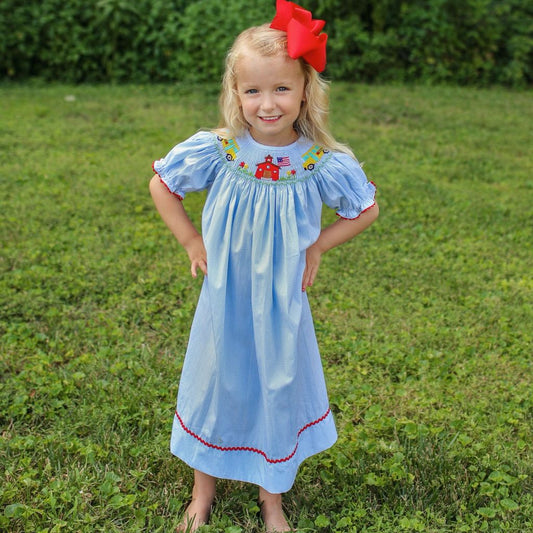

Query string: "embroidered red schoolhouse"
[[255, 155, 281, 180]]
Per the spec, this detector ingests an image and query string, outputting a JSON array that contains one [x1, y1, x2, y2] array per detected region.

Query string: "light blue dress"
[[153, 130, 376, 493]]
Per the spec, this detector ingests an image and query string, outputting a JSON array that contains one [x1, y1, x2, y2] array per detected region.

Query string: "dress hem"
[[170, 408, 337, 493]]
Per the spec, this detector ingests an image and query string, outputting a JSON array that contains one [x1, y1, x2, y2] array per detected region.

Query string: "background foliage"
[[0, 0, 531, 86]]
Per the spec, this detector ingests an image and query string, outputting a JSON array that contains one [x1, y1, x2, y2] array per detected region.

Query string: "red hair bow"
[[270, 0, 328, 73]]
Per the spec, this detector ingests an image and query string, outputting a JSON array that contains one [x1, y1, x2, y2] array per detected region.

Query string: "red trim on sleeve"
[[336, 181, 377, 220], [152, 161, 183, 200], [336, 201, 376, 220]]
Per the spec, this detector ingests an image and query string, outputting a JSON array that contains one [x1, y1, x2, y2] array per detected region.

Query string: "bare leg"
[[259, 487, 292, 532], [177, 470, 216, 532]]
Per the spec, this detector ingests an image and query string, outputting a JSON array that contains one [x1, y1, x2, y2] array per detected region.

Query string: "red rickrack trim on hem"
[[175, 407, 331, 464], [152, 162, 184, 200]]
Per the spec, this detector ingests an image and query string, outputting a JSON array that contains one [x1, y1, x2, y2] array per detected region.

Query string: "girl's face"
[[235, 51, 306, 146]]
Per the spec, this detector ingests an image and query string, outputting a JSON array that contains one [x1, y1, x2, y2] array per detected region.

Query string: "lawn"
[[0, 82, 531, 532]]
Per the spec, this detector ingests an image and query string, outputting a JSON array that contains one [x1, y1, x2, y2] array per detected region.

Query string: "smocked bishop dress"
[[153, 130, 376, 493]]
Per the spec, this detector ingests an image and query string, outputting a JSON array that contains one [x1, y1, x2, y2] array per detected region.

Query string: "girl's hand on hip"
[[185, 234, 208, 278], [302, 243, 322, 291], [300, 204, 380, 291]]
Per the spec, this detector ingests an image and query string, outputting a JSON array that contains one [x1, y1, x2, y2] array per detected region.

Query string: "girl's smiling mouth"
[[259, 115, 282, 122]]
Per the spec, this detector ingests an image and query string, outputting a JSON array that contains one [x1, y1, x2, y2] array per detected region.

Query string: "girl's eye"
[[277, 86, 289, 92], [245, 89, 258, 94]]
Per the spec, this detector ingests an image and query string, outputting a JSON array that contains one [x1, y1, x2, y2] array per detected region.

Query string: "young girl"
[[150, 1, 378, 531]]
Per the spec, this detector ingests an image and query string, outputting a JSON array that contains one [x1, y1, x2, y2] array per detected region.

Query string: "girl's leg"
[[258, 486, 292, 532], [177, 470, 216, 532]]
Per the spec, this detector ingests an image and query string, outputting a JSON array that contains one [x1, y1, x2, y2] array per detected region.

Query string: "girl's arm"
[[302, 202, 379, 291], [149, 175, 207, 278]]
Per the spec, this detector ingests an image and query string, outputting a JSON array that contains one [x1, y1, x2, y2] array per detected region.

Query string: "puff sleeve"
[[152, 131, 220, 200], [317, 152, 377, 219]]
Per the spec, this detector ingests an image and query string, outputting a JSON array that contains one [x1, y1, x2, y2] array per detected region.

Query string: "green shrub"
[[326, 13, 404, 82], [0, 0, 531, 86], [176, 0, 273, 82]]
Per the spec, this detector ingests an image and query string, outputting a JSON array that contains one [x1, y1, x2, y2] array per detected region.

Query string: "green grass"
[[1, 81, 531, 532]]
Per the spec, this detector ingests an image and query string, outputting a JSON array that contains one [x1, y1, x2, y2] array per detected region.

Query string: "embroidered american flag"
[[277, 156, 291, 167]]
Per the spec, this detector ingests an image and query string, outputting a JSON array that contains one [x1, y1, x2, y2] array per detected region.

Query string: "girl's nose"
[[261, 95, 275, 112]]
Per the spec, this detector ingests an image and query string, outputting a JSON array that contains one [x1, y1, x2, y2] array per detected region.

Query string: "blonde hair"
[[216, 24, 354, 158]]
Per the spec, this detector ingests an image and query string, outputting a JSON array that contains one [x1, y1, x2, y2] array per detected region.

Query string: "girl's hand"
[[302, 243, 322, 291], [301, 204, 380, 291], [184, 234, 208, 278]]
